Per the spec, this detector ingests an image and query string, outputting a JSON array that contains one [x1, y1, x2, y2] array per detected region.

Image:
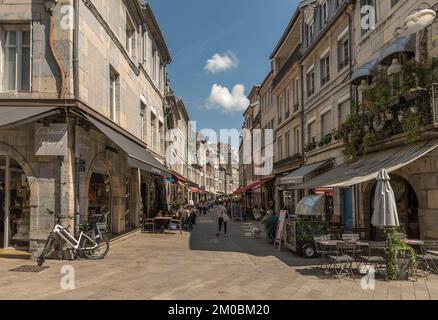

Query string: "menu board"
[[273, 210, 288, 250]]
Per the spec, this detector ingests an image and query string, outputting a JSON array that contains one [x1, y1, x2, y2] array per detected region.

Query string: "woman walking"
[[216, 201, 230, 237]]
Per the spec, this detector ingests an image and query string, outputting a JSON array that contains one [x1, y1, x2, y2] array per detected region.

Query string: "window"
[[159, 121, 164, 155], [1, 26, 31, 92], [391, 0, 400, 8], [126, 13, 135, 58], [284, 87, 290, 119], [321, 110, 333, 136], [151, 112, 157, 149], [277, 137, 283, 160], [360, 0, 377, 36], [293, 78, 300, 112], [307, 121, 317, 143], [294, 126, 300, 154], [337, 36, 350, 70], [338, 100, 350, 124], [152, 47, 157, 81], [320, 55, 330, 86], [277, 95, 283, 124], [140, 102, 146, 141], [321, 1, 329, 27], [306, 70, 315, 97], [109, 66, 119, 122], [305, 21, 314, 47], [285, 131, 290, 157]]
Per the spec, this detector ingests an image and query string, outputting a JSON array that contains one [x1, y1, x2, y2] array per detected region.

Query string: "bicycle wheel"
[[83, 234, 110, 260], [37, 234, 55, 266]]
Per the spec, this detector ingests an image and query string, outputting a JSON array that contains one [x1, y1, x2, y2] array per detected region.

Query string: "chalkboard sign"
[[230, 204, 242, 222], [273, 210, 288, 250]]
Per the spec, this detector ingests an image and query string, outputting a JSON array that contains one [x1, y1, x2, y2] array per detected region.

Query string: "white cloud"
[[207, 84, 250, 113], [205, 52, 239, 73]]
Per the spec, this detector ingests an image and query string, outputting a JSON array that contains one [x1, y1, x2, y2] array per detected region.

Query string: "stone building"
[[0, 0, 173, 255]]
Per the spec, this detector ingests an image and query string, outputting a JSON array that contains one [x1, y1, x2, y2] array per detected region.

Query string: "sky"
[[149, 0, 299, 148]]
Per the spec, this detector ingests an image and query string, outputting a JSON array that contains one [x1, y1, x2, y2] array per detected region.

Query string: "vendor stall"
[[284, 194, 327, 258]]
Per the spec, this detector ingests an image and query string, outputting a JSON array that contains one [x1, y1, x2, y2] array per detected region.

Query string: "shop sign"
[[78, 159, 86, 172], [35, 124, 68, 156]]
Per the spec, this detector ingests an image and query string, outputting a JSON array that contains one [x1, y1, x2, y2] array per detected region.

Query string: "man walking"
[[216, 201, 230, 237]]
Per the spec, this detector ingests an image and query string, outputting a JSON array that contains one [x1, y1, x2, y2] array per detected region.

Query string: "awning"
[[0, 107, 58, 127], [292, 139, 438, 190], [191, 187, 201, 193], [351, 59, 379, 85], [85, 115, 172, 178], [280, 160, 332, 185], [379, 35, 416, 66]]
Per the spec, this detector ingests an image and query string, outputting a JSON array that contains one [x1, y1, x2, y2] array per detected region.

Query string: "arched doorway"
[[369, 174, 419, 241], [88, 172, 112, 233], [0, 155, 31, 251]]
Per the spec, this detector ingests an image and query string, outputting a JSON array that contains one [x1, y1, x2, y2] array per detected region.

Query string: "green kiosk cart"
[[284, 194, 327, 258]]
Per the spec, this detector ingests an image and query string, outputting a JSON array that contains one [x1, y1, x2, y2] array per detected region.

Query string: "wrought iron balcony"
[[272, 45, 301, 89]]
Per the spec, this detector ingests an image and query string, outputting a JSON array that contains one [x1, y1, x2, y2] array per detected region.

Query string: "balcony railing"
[[273, 45, 301, 88], [273, 153, 302, 168]]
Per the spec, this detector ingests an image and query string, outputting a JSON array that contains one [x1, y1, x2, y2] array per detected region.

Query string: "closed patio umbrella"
[[371, 169, 400, 229]]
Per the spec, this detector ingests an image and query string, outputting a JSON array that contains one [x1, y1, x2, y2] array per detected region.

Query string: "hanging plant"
[[362, 131, 379, 154], [385, 227, 418, 281], [401, 112, 422, 144]]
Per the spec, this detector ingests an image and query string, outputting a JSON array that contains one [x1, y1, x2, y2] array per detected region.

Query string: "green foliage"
[[401, 112, 422, 144], [384, 227, 418, 281], [363, 131, 379, 154], [170, 199, 185, 211]]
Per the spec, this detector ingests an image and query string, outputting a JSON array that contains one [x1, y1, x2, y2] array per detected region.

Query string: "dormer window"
[[321, 0, 329, 27]]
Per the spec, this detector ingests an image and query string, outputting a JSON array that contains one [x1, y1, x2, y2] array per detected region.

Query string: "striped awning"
[[291, 139, 438, 189], [379, 34, 416, 66], [279, 160, 332, 185]]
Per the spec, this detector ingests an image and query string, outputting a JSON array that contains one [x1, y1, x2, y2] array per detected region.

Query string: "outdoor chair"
[[342, 233, 360, 243], [142, 218, 156, 233], [419, 241, 438, 275], [314, 235, 337, 275], [328, 242, 356, 278], [358, 241, 386, 276]]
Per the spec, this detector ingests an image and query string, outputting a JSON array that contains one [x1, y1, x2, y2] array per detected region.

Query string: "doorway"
[[88, 173, 112, 233], [0, 155, 31, 251], [369, 175, 419, 241]]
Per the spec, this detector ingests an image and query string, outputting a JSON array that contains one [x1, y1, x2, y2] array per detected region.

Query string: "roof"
[[139, 1, 172, 64], [269, 7, 300, 60]]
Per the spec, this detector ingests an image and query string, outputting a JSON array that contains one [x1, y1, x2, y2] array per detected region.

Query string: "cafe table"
[[154, 217, 173, 232]]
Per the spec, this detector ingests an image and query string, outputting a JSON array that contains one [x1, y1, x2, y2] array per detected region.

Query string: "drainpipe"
[[299, 64, 305, 200], [344, 0, 354, 113], [73, 0, 80, 100], [73, 0, 81, 236], [46, 1, 65, 99]]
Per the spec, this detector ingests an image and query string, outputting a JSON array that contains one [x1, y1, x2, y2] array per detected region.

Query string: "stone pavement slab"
[[0, 211, 438, 300]]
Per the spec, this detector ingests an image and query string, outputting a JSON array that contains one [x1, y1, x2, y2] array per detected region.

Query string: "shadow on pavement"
[[189, 212, 320, 269]]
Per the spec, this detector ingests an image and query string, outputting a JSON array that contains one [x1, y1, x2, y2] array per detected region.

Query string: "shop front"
[[292, 139, 438, 240]]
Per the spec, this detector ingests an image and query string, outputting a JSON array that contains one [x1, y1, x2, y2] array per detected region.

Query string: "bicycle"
[[37, 209, 110, 266]]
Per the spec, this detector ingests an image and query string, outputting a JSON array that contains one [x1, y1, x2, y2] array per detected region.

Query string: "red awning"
[[191, 187, 201, 193], [172, 173, 188, 184]]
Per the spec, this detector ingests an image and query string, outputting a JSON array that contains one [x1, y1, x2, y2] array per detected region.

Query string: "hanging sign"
[[34, 123, 68, 156]]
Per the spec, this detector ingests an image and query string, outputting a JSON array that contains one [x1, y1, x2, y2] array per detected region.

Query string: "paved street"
[[1, 211, 438, 300]]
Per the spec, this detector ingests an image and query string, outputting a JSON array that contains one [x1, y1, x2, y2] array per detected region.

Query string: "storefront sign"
[[34, 124, 68, 156]]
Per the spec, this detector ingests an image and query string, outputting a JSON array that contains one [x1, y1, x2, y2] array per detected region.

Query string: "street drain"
[[9, 265, 50, 273]]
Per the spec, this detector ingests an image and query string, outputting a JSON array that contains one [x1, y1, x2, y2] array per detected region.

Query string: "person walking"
[[216, 201, 230, 237]]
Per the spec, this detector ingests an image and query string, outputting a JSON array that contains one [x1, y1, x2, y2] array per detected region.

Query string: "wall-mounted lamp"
[[387, 58, 402, 76], [44, 0, 59, 14]]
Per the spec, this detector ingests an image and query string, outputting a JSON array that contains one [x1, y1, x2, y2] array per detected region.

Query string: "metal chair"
[[314, 235, 337, 275], [342, 233, 360, 242], [328, 242, 356, 278], [142, 218, 156, 233], [358, 241, 386, 275], [419, 241, 438, 275]]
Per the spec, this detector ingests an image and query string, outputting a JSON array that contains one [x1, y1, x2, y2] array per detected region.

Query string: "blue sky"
[[149, 0, 299, 147]]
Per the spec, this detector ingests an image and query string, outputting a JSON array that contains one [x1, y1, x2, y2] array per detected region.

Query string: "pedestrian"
[[216, 201, 230, 237]]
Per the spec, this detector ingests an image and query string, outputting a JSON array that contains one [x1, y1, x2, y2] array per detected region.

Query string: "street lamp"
[[387, 58, 402, 76], [394, 2, 437, 36]]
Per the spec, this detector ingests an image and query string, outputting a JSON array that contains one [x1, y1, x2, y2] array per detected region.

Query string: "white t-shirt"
[[216, 205, 227, 219]]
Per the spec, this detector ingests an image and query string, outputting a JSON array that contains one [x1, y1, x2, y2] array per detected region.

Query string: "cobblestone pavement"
[[1, 210, 438, 300]]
